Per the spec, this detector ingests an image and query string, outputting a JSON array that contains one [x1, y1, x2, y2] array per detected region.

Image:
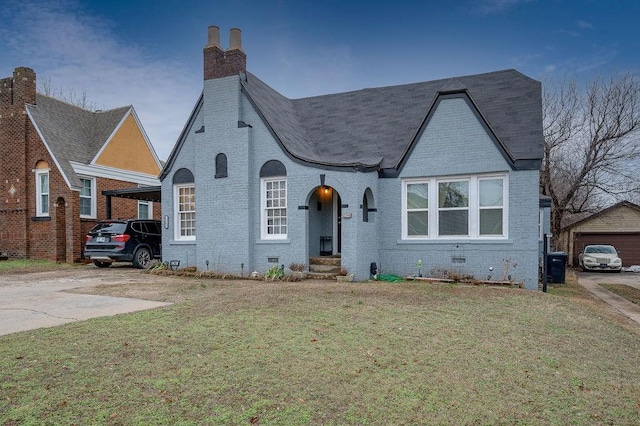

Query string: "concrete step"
[[306, 271, 338, 280], [309, 256, 341, 267], [309, 264, 342, 273]]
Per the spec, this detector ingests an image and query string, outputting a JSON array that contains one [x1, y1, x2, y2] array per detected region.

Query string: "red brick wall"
[[1, 67, 161, 263], [0, 68, 35, 258]]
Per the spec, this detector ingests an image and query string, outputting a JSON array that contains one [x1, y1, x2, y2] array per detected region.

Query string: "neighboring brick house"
[[0, 67, 162, 262], [160, 27, 545, 289]]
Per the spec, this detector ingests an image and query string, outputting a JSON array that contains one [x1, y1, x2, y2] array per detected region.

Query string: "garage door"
[[574, 233, 640, 267]]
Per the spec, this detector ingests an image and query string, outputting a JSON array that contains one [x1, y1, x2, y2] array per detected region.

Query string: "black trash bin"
[[547, 252, 568, 283]]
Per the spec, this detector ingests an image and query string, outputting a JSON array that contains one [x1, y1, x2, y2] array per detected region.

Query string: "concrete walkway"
[[0, 267, 171, 336], [576, 272, 640, 325]]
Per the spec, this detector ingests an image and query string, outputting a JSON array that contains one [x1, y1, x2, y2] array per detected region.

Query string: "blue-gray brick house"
[[160, 26, 545, 290]]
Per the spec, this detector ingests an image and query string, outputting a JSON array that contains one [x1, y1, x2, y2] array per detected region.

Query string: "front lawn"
[[601, 283, 640, 305], [1, 276, 639, 424], [0, 259, 78, 274]]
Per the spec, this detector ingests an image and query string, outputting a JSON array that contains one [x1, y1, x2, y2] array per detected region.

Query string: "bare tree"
[[541, 73, 640, 241], [38, 76, 99, 111]]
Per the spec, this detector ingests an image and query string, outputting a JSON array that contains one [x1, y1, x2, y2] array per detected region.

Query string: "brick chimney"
[[0, 67, 36, 107], [203, 26, 246, 80], [0, 67, 36, 259]]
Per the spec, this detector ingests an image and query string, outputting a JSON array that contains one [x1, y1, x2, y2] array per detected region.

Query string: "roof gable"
[[94, 111, 161, 176], [26, 94, 132, 188], [562, 201, 640, 231], [241, 69, 544, 172]]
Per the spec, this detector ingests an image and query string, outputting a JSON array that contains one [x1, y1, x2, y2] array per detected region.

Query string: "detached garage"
[[560, 201, 640, 267]]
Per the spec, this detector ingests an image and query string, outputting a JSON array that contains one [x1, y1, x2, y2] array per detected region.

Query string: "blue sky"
[[1, 0, 638, 160]]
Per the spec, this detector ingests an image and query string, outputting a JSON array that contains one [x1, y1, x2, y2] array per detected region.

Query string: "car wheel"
[[133, 247, 152, 269], [93, 260, 111, 268]]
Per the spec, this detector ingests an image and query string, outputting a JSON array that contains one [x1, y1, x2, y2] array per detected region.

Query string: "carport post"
[[105, 195, 112, 220]]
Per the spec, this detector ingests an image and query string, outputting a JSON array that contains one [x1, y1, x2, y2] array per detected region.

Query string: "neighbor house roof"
[[25, 94, 131, 188], [561, 200, 640, 231], [240, 69, 544, 171]]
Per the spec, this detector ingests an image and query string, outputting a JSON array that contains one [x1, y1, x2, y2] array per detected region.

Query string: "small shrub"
[[264, 265, 285, 281], [289, 262, 306, 272]]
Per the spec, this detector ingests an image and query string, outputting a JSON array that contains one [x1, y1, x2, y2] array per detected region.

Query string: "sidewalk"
[[577, 274, 640, 325]]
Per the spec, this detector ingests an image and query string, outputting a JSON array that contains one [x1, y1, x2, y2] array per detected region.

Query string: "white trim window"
[[174, 184, 195, 240], [478, 177, 505, 236], [35, 169, 50, 217], [79, 176, 96, 218], [438, 180, 469, 236], [138, 200, 152, 219], [261, 177, 287, 239], [405, 182, 429, 237], [402, 174, 507, 239]]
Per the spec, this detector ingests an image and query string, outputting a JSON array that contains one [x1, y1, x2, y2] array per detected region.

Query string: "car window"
[[148, 222, 161, 234], [586, 245, 616, 254], [90, 222, 126, 234]]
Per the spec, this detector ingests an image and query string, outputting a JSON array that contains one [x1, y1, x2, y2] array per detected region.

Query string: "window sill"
[[169, 240, 196, 245], [397, 238, 512, 245], [31, 216, 51, 221], [256, 239, 290, 245]]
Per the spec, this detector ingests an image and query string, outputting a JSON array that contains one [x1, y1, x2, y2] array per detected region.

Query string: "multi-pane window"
[[479, 178, 504, 235], [36, 170, 49, 216], [79, 177, 95, 218], [402, 175, 507, 239], [438, 180, 469, 236], [175, 185, 196, 240], [263, 178, 287, 238], [406, 182, 428, 237]]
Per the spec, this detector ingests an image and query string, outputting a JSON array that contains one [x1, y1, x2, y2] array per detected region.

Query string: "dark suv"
[[84, 219, 162, 269]]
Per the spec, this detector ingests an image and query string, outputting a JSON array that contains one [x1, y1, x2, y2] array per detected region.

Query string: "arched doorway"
[[55, 197, 66, 262], [308, 186, 341, 257]]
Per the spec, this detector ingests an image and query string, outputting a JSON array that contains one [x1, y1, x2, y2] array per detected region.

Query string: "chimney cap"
[[206, 25, 221, 49], [228, 27, 244, 52]]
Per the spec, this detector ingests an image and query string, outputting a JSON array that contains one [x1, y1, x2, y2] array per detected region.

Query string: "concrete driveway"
[[576, 270, 640, 324], [0, 265, 171, 336]]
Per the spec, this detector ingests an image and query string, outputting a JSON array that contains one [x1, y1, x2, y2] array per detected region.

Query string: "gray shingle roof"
[[241, 69, 544, 171], [26, 94, 130, 188]]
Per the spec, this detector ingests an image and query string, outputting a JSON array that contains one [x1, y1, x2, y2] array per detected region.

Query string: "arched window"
[[173, 168, 195, 240], [173, 168, 194, 184], [215, 153, 228, 178], [362, 187, 375, 223], [260, 160, 287, 178], [260, 160, 287, 239]]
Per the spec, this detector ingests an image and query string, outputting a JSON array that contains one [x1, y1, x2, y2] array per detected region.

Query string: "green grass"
[[1, 274, 640, 424], [0, 259, 78, 273], [601, 283, 640, 305]]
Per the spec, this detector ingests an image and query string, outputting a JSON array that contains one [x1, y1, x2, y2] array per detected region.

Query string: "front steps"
[[308, 255, 341, 279]]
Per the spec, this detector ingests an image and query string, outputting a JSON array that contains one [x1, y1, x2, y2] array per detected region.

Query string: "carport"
[[102, 186, 161, 219]]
